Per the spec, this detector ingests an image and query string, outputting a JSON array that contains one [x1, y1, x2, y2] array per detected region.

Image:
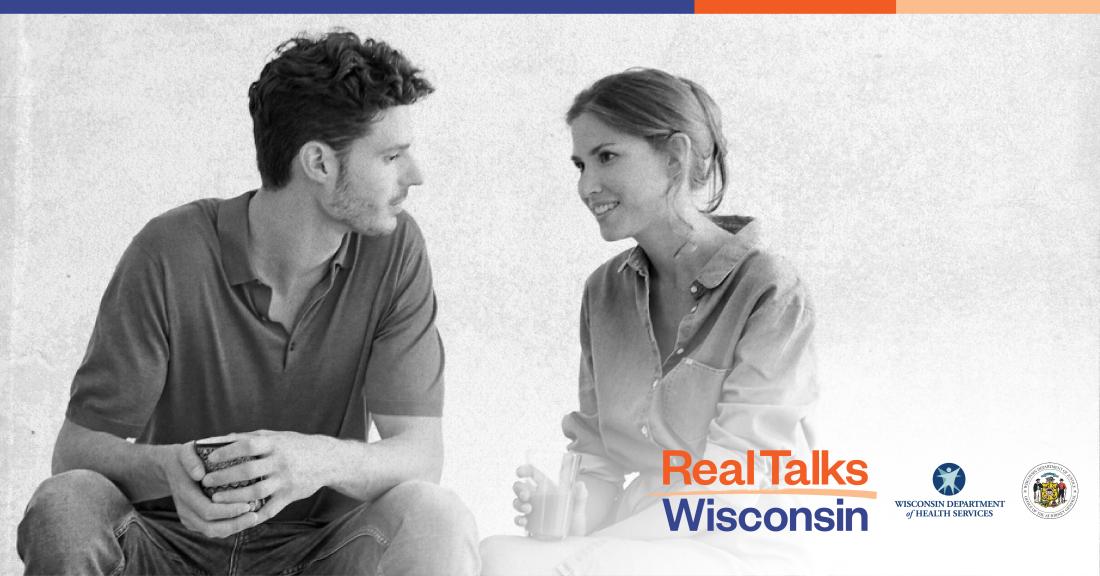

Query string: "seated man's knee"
[[22, 468, 129, 532], [25, 469, 125, 520]]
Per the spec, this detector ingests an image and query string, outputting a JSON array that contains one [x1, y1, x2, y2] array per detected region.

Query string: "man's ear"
[[665, 132, 692, 183], [297, 141, 340, 185]]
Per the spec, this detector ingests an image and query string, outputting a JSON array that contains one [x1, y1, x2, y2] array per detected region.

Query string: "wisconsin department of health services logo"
[[1021, 462, 1077, 519], [933, 463, 965, 495]]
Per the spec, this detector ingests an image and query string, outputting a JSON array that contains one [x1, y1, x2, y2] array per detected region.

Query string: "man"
[[17, 31, 479, 575]]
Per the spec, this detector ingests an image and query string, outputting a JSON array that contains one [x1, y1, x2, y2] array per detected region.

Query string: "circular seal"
[[1021, 462, 1077, 519]]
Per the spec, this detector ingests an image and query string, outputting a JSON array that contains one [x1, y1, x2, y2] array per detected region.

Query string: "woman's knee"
[[479, 535, 529, 576]]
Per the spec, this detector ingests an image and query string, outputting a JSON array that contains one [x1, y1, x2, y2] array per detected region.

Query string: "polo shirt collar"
[[617, 215, 760, 291], [217, 190, 354, 287], [218, 191, 258, 286]]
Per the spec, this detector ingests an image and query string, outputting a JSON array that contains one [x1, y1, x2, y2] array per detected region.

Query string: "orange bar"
[[898, 0, 1100, 12], [696, 0, 895, 13]]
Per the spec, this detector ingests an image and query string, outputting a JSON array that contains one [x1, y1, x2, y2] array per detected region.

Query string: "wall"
[[1, 14, 1097, 574]]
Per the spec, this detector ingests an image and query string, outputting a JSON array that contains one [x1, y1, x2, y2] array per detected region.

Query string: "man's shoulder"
[[354, 211, 428, 260], [129, 198, 220, 262]]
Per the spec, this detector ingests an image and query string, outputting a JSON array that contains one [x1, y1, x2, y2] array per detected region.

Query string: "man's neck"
[[248, 186, 346, 292]]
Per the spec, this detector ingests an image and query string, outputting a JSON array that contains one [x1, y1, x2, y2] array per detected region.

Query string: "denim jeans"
[[17, 470, 479, 575]]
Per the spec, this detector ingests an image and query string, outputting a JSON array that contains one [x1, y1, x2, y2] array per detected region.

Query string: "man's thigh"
[[118, 511, 234, 576]]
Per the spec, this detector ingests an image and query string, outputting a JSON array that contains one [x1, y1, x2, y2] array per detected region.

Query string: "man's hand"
[[158, 443, 258, 539], [199, 430, 335, 524]]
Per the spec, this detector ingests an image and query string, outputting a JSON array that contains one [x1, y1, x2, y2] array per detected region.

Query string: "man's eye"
[[573, 161, 585, 172], [387, 153, 401, 162], [598, 151, 616, 163]]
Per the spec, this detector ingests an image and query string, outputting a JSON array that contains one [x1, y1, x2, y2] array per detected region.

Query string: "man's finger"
[[199, 512, 260, 539], [178, 442, 207, 482], [213, 478, 278, 504], [207, 436, 273, 464], [252, 495, 289, 524], [203, 457, 275, 488]]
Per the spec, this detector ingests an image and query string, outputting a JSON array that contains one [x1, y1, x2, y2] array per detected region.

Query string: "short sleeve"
[[66, 241, 170, 438], [562, 284, 627, 485], [362, 221, 444, 417]]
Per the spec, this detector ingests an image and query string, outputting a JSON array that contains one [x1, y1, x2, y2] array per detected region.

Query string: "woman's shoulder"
[[582, 246, 641, 293], [709, 216, 811, 307]]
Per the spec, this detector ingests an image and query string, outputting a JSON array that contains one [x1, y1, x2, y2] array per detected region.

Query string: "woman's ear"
[[665, 133, 692, 183]]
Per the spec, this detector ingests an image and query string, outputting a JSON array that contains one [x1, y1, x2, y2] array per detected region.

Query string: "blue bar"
[[1, 0, 692, 14]]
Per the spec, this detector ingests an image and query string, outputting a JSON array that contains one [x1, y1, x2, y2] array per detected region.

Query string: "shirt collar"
[[617, 215, 761, 293], [218, 191, 257, 286], [217, 190, 353, 287]]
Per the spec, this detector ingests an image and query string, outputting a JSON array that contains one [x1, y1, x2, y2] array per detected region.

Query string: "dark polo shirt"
[[66, 190, 444, 521]]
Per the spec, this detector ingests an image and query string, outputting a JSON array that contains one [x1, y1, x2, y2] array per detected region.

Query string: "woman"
[[481, 69, 818, 575]]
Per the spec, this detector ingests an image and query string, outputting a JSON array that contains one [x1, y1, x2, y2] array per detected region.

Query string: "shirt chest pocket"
[[658, 358, 730, 449]]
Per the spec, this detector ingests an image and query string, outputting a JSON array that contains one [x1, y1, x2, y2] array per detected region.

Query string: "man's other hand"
[[158, 442, 258, 539], [199, 430, 334, 524]]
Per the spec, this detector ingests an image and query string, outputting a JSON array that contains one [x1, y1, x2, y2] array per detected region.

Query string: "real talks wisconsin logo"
[[1022, 462, 1077, 519]]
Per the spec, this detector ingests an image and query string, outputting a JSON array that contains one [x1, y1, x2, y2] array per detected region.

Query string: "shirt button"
[[651, 379, 660, 389], [289, 342, 297, 351], [689, 285, 698, 294], [675, 348, 684, 356], [690, 305, 698, 313], [640, 424, 649, 438]]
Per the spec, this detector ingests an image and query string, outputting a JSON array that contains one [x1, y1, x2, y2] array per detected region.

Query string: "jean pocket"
[[659, 358, 730, 449]]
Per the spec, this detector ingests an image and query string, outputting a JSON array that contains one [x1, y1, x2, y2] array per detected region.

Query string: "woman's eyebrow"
[[571, 143, 616, 163]]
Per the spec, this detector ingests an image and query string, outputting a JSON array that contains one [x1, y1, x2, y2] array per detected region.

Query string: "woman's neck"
[[636, 210, 726, 289]]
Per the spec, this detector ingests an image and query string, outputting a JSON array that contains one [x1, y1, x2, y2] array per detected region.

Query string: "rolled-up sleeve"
[[562, 285, 626, 485]]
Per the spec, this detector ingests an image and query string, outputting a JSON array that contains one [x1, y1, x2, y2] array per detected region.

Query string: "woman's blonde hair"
[[566, 68, 728, 213]]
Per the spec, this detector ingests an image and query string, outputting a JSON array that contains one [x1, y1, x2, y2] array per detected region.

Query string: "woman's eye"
[[387, 153, 401, 162], [598, 151, 616, 163], [573, 161, 585, 172]]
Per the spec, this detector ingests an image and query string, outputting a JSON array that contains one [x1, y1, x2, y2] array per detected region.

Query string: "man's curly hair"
[[248, 30, 434, 190]]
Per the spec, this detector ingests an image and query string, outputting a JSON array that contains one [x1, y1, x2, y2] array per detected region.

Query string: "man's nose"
[[405, 156, 424, 186]]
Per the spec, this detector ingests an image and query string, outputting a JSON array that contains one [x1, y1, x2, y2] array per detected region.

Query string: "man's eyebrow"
[[571, 143, 615, 162], [381, 143, 412, 153]]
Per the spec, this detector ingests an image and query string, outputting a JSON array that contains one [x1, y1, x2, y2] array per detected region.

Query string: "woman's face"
[[570, 112, 673, 243]]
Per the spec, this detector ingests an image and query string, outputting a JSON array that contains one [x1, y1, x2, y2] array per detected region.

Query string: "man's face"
[[322, 106, 423, 236]]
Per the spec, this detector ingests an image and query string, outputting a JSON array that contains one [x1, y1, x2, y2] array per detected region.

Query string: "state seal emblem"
[[1021, 462, 1077, 519]]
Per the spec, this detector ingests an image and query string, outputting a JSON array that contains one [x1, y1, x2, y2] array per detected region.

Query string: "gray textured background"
[[1, 14, 1098, 574]]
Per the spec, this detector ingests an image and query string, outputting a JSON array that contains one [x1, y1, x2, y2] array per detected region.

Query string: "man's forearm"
[[323, 425, 443, 503], [52, 418, 176, 502]]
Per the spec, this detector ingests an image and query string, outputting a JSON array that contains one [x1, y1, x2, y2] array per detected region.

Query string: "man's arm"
[[53, 418, 261, 537], [197, 415, 442, 522]]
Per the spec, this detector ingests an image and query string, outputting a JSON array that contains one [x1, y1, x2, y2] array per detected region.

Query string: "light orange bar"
[[898, 0, 1100, 12], [649, 488, 879, 499], [696, 0, 895, 13]]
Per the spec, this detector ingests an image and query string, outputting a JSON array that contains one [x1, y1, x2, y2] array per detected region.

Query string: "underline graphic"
[[649, 488, 878, 499]]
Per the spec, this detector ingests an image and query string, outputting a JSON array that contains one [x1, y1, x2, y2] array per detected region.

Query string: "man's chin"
[[349, 215, 398, 237]]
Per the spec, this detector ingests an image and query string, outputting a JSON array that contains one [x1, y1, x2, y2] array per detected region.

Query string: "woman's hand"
[[512, 464, 589, 537]]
